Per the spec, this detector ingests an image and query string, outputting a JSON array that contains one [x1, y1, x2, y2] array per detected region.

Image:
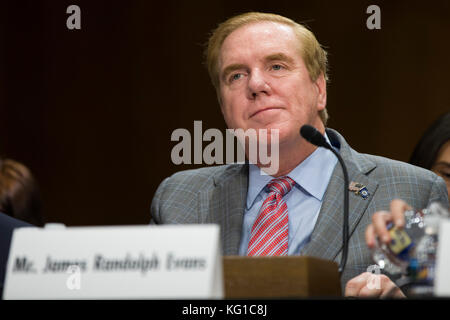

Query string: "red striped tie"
[[247, 176, 295, 256]]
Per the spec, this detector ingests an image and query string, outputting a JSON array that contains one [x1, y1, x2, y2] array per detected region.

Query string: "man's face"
[[218, 22, 326, 147]]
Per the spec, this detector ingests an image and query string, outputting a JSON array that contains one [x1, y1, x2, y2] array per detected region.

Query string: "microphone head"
[[300, 125, 329, 149]]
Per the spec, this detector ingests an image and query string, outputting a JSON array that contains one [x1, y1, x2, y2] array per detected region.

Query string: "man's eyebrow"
[[220, 53, 294, 81], [265, 53, 295, 64], [221, 64, 246, 81]]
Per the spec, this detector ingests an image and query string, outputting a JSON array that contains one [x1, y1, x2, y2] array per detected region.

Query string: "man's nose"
[[246, 69, 271, 99]]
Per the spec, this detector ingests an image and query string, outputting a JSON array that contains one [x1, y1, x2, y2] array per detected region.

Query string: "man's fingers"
[[366, 199, 413, 248], [380, 282, 405, 299], [357, 285, 382, 298], [390, 199, 412, 228], [344, 273, 370, 297], [345, 272, 406, 299], [352, 272, 383, 298], [372, 211, 392, 244]]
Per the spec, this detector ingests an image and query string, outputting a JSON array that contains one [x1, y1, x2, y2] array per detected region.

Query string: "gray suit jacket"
[[151, 128, 449, 289]]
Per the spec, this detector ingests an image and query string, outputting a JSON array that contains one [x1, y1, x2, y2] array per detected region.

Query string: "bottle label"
[[388, 226, 412, 254]]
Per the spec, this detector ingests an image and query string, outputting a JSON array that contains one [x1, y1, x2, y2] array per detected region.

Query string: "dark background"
[[1, 0, 449, 226]]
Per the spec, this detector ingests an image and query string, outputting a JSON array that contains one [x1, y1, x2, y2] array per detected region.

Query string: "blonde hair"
[[205, 12, 329, 124]]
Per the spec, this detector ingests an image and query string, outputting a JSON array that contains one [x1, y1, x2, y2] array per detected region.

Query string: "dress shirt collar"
[[246, 132, 338, 210]]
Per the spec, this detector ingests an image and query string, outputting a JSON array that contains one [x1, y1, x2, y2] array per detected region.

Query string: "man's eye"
[[230, 73, 242, 82], [272, 64, 283, 71]]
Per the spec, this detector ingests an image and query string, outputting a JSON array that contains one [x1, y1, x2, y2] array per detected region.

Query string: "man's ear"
[[314, 73, 327, 111]]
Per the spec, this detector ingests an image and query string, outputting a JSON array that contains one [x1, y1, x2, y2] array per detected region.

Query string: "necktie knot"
[[267, 176, 295, 196]]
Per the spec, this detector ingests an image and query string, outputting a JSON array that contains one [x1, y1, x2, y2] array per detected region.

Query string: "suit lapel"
[[198, 164, 248, 255], [300, 129, 379, 261]]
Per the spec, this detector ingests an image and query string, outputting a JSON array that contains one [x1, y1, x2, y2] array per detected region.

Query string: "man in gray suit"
[[151, 12, 449, 297]]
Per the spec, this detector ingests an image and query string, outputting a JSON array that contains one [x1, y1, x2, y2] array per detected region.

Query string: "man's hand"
[[365, 198, 411, 249], [347, 198, 413, 298], [345, 272, 406, 298]]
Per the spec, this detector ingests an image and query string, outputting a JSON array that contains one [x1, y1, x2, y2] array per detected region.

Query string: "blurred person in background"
[[0, 157, 44, 226], [410, 112, 450, 204], [0, 157, 40, 297]]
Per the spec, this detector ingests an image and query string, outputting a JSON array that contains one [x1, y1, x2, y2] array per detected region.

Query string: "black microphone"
[[300, 125, 331, 150], [300, 125, 349, 275]]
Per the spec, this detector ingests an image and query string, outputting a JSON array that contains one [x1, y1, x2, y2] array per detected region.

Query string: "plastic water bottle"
[[371, 202, 449, 296]]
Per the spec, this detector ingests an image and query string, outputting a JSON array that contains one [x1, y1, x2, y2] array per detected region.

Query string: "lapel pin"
[[349, 181, 370, 200]]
